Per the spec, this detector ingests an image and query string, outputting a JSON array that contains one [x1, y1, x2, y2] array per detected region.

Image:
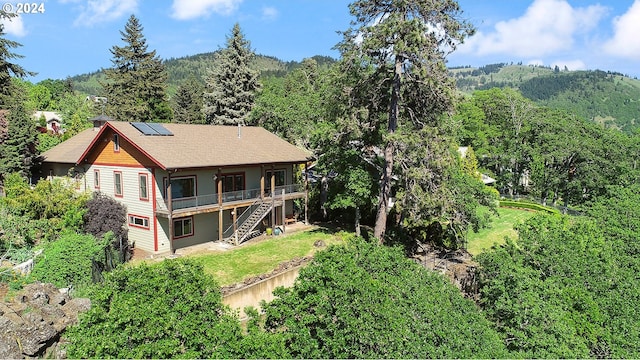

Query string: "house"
[[33, 111, 63, 134], [40, 120, 311, 254]]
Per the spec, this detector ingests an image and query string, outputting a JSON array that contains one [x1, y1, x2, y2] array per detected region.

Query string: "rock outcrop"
[[0, 282, 90, 359]]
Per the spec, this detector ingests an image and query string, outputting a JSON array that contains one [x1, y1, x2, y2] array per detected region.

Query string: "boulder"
[[0, 282, 90, 359]]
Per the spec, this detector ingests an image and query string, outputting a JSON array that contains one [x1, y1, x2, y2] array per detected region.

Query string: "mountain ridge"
[[69, 55, 640, 133]]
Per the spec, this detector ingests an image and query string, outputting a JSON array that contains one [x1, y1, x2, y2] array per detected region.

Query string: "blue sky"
[[1, 0, 639, 83]]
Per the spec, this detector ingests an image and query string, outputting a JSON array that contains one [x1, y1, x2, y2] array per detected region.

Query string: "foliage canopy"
[[103, 15, 171, 123], [65, 259, 244, 359], [263, 238, 507, 358]]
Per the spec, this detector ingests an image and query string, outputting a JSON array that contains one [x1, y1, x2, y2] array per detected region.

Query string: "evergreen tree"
[[0, 11, 38, 182], [0, 83, 39, 181], [203, 23, 260, 125], [172, 76, 205, 124], [103, 15, 171, 122], [335, 0, 474, 241], [0, 10, 30, 104]]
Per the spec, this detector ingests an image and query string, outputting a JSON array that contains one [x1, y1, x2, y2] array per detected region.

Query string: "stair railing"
[[222, 197, 266, 240]]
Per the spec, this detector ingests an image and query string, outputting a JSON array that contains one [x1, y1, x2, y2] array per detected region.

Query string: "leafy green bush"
[[65, 259, 245, 359], [0, 174, 88, 245], [2, 173, 88, 225], [29, 233, 106, 288], [477, 213, 640, 358], [262, 238, 507, 359]]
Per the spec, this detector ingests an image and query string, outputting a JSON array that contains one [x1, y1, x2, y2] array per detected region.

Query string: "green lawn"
[[149, 209, 533, 285], [190, 227, 346, 286], [466, 207, 536, 256]]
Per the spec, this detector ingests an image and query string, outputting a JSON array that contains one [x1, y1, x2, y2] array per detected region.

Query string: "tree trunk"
[[374, 55, 402, 243], [355, 206, 361, 237], [320, 175, 328, 220]]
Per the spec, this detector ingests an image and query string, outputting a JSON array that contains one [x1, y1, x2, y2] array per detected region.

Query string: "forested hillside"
[[69, 53, 336, 96], [452, 63, 640, 133], [71, 58, 640, 133]]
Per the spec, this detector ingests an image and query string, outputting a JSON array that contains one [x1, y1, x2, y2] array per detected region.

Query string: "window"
[[94, 169, 100, 189], [114, 171, 123, 197], [265, 169, 286, 191], [164, 176, 196, 199], [221, 173, 244, 192], [113, 133, 120, 152], [139, 174, 148, 200], [173, 217, 193, 238], [128, 215, 150, 229]]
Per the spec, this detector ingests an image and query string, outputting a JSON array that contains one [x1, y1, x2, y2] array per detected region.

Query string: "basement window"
[[173, 217, 193, 238]]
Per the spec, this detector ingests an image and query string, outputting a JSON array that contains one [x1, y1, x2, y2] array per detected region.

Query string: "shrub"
[[65, 259, 245, 359], [499, 200, 559, 214], [84, 192, 130, 261], [262, 238, 507, 358], [29, 232, 107, 288]]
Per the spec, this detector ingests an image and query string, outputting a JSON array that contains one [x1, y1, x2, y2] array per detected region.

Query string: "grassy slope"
[[194, 207, 536, 286], [466, 207, 536, 256], [190, 227, 345, 286]]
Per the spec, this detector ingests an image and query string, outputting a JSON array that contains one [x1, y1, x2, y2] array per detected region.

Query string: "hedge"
[[499, 200, 560, 214]]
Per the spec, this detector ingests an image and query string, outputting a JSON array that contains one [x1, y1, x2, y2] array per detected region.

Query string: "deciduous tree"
[[65, 259, 245, 359], [252, 58, 329, 148], [262, 238, 507, 358]]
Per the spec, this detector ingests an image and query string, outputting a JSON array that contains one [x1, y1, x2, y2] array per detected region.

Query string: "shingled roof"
[[43, 122, 311, 170], [41, 127, 98, 164]]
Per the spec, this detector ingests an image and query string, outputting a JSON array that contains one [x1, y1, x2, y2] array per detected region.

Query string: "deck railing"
[[156, 184, 305, 213], [269, 183, 305, 196]]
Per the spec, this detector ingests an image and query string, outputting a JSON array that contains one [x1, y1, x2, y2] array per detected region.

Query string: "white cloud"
[[459, 0, 607, 57], [72, 0, 139, 27], [262, 6, 278, 21], [171, 0, 242, 20], [0, 14, 26, 37], [603, 0, 640, 59]]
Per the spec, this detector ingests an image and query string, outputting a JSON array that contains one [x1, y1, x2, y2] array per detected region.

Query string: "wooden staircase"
[[223, 199, 274, 245]]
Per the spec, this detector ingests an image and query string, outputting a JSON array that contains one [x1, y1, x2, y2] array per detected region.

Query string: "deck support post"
[[282, 188, 286, 233], [304, 162, 309, 225], [260, 165, 265, 199], [167, 171, 174, 254], [218, 168, 223, 241], [232, 207, 238, 244], [271, 164, 275, 229]]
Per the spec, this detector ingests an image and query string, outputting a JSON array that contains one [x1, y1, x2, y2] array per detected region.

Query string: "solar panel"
[[131, 122, 174, 136], [131, 122, 157, 135], [147, 123, 174, 136]]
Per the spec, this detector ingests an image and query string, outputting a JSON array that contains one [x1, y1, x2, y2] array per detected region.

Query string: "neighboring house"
[[41, 121, 311, 254], [33, 111, 63, 134]]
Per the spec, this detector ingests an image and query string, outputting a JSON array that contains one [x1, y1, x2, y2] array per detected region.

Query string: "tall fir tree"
[[203, 23, 260, 125], [172, 76, 205, 124], [0, 11, 38, 182], [0, 10, 30, 104], [0, 82, 39, 182], [102, 15, 171, 123], [335, 0, 474, 241]]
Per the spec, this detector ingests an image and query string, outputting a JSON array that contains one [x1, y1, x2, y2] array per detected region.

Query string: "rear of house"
[[41, 121, 310, 254]]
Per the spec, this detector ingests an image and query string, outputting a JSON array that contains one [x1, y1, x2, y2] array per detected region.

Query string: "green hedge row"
[[499, 200, 560, 214]]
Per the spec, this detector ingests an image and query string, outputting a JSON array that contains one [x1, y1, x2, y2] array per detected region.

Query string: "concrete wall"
[[222, 265, 302, 319]]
